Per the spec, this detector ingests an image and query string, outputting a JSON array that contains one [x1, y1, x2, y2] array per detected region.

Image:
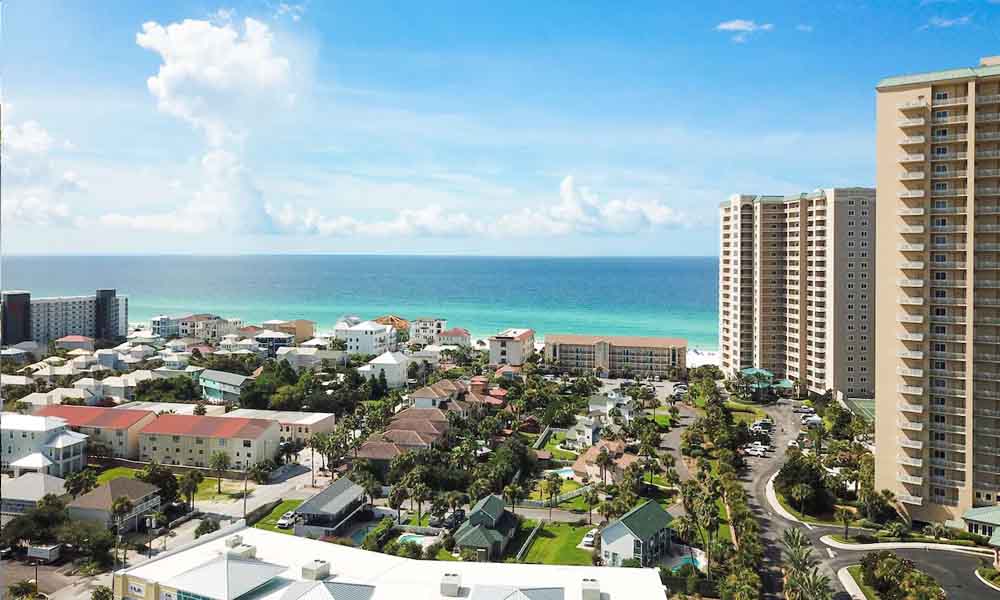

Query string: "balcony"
[[899, 261, 925, 269], [899, 494, 923, 506], [976, 187, 1000, 197], [898, 401, 924, 413], [929, 261, 966, 269], [930, 242, 966, 250], [930, 421, 966, 433], [930, 457, 965, 469], [898, 332, 924, 342], [929, 350, 964, 359], [898, 349, 924, 359], [931, 133, 967, 143], [897, 473, 924, 485], [979, 149, 1000, 160], [898, 190, 926, 199], [932, 96, 968, 107], [899, 437, 924, 450], [900, 135, 927, 145], [976, 280, 1000, 289], [980, 131, 1000, 142], [977, 335, 1000, 344], [978, 169, 1000, 178], [977, 243, 1000, 251], [929, 333, 966, 342], [930, 315, 966, 324], [929, 403, 967, 415], [931, 189, 968, 198], [900, 153, 926, 163], [898, 207, 925, 216], [898, 454, 923, 467], [936, 387, 968, 398], [900, 171, 925, 180], [898, 314, 925, 324], [930, 205, 966, 214], [931, 169, 967, 179], [976, 112, 1000, 124], [929, 280, 967, 288], [898, 242, 925, 251], [978, 95, 1000, 105], [898, 297, 924, 306], [930, 439, 965, 451], [899, 225, 925, 234], [899, 99, 928, 110], [931, 151, 968, 161], [898, 384, 924, 395], [929, 224, 965, 232], [932, 114, 968, 124], [898, 278, 924, 287], [897, 366, 924, 376], [899, 418, 924, 432]]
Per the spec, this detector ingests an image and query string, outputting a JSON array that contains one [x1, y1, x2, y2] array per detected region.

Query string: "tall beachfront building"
[[875, 56, 1000, 522], [718, 189, 876, 399], [1, 288, 129, 345]]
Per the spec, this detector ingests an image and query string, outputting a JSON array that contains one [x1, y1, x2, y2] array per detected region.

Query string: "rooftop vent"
[[440, 573, 462, 597], [224, 535, 243, 548], [302, 559, 330, 581], [581, 578, 600, 600]]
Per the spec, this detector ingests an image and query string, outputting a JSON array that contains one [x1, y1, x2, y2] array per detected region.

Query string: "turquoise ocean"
[[1, 256, 720, 349]]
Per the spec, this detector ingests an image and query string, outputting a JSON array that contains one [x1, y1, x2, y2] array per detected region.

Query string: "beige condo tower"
[[875, 56, 1000, 523], [719, 189, 875, 399]]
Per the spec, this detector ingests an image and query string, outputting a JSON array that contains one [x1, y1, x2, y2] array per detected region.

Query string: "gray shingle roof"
[[279, 581, 376, 600], [200, 369, 251, 387], [2, 472, 66, 502], [295, 477, 365, 517]]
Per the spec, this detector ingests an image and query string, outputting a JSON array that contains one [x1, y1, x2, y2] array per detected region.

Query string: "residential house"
[[564, 414, 602, 450], [334, 320, 397, 355], [180, 314, 243, 342], [0, 472, 67, 516], [34, 405, 156, 459], [68, 477, 161, 532], [220, 409, 335, 445], [355, 406, 455, 470], [138, 414, 280, 469], [488, 329, 535, 366], [437, 327, 471, 347], [357, 351, 409, 389], [199, 369, 253, 405], [409, 317, 447, 345], [150, 314, 189, 338], [0, 412, 87, 477], [588, 390, 638, 423], [571, 439, 640, 485], [1, 347, 31, 364], [255, 329, 295, 357], [373, 314, 410, 334], [262, 319, 316, 344], [293, 476, 366, 537], [408, 379, 468, 409], [600, 500, 673, 567], [453, 494, 517, 561]]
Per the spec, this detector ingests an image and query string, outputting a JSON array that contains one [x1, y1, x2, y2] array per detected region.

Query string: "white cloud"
[[796, 24, 814, 33], [923, 15, 972, 29], [136, 16, 292, 146], [266, 175, 692, 239], [274, 2, 306, 22], [715, 19, 774, 43], [2, 118, 85, 227]]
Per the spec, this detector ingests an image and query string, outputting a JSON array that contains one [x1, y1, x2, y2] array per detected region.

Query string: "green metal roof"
[[741, 367, 774, 379], [962, 505, 1000, 527], [877, 63, 1000, 89], [470, 494, 506, 521], [617, 500, 673, 541], [774, 379, 795, 389]]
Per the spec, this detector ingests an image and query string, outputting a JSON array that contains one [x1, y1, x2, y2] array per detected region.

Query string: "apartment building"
[[179, 314, 243, 342], [2, 289, 129, 344], [262, 319, 316, 343], [34, 405, 156, 459], [543, 334, 687, 378], [409, 317, 447, 344], [137, 414, 280, 469], [149, 314, 189, 338], [488, 328, 535, 366], [875, 56, 1000, 522], [220, 408, 336, 444], [718, 189, 876, 399]]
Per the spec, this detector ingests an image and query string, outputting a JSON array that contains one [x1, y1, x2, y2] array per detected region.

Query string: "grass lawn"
[[435, 548, 459, 561], [254, 499, 303, 533], [503, 518, 538, 559], [528, 478, 580, 501], [405, 513, 430, 526], [95, 466, 141, 485], [847, 565, 878, 600], [523, 522, 593, 566], [714, 497, 732, 543], [725, 400, 766, 425], [652, 413, 675, 430], [542, 432, 577, 460], [831, 532, 981, 548], [195, 476, 255, 502]]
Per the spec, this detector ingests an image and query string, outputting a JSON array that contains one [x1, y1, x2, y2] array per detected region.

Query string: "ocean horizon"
[[1, 255, 721, 350]]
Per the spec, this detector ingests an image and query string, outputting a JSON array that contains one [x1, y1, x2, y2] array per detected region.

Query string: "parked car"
[[787, 439, 799, 448], [744, 446, 765, 457], [582, 528, 598, 547], [793, 406, 815, 414], [276, 511, 297, 529]]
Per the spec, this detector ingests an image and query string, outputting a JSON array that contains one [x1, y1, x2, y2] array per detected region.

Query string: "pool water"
[[545, 467, 575, 479], [350, 525, 375, 545], [397, 533, 432, 546], [671, 556, 699, 572]]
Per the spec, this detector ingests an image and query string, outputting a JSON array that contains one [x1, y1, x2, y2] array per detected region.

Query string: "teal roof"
[[617, 500, 673, 541], [878, 62, 1000, 89], [741, 367, 774, 379], [991, 529, 1000, 549], [774, 379, 795, 389], [470, 494, 506, 521], [963, 505, 1000, 527]]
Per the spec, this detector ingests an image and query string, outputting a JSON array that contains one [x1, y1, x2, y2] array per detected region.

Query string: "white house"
[[409, 317, 447, 345], [0, 412, 88, 477], [600, 500, 673, 567], [358, 352, 409, 388], [335, 320, 397, 355], [488, 328, 535, 366]]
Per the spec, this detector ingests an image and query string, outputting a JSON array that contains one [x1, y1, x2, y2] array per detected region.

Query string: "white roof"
[[0, 412, 68, 432], [123, 526, 663, 600], [163, 553, 287, 600], [349, 320, 390, 332], [1, 347, 29, 356], [421, 344, 457, 353], [369, 351, 407, 366], [300, 338, 329, 347], [67, 348, 94, 356], [19, 392, 58, 407], [221, 409, 333, 426], [45, 430, 88, 448], [10, 452, 54, 469], [1, 374, 32, 386], [256, 329, 294, 339]]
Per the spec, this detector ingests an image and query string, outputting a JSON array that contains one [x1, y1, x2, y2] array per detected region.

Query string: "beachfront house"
[[488, 328, 535, 366]]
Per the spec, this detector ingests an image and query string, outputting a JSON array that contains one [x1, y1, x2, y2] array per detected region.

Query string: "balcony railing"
[[898, 349, 924, 359], [929, 315, 966, 324], [899, 225, 926, 234], [976, 112, 1000, 124], [931, 189, 967, 198], [929, 421, 966, 433], [929, 261, 965, 268], [899, 494, 923, 506], [897, 366, 924, 376], [899, 243, 925, 251], [899, 117, 927, 127], [976, 187, 1000, 197], [900, 135, 927, 145], [929, 333, 966, 342], [978, 169, 1000, 178], [930, 206, 966, 214], [899, 190, 925, 199], [897, 473, 924, 485], [980, 131, 1000, 142], [933, 114, 967, 124], [898, 401, 924, 413], [898, 314, 925, 324], [899, 437, 924, 450], [900, 153, 926, 162], [929, 403, 966, 415], [900, 171, 926, 180], [979, 149, 1000, 159], [899, 418, 924, 432], [931, 133, 967, 143], [931, 170, 967, 179], [898, 297, 924, 306], [977, 95, 1000, 105], [898, 332, 924, 342], [929, 224, 965, 232], [898, 384, 924, 395], [933, 96, 968, 107], [898, 454, 923, 467], [898, 278, 925, 287], [898, 207, 925, 216]]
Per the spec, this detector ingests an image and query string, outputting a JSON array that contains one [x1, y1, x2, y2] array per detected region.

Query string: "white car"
[[582, 529, 598, 547], [276, 511, 297, 529], [744, 446, 765, 457], [787, 439, 800, 448]]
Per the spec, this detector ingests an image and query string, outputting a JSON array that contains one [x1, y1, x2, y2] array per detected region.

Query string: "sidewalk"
[[837, 567, 866, 600], [764, 472, 811, 529], [820, 534, 994, 557]]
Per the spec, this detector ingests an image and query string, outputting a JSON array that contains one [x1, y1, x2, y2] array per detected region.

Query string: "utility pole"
[[243, 466, 249, 520]]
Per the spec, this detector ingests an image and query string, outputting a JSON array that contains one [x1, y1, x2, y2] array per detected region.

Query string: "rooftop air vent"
[[581, 578, 600, 600], [440, 573, 462, 597], [302, 559, 330, 581]]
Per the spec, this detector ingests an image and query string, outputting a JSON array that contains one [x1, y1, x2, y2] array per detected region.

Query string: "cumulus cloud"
[[273, 2, 306, 22], [2, 118, 84, 227], [715, 19, 774, 43], [136, 16, 292, 146], [922, 15, 972, 29], [266, 175, 691, 239]]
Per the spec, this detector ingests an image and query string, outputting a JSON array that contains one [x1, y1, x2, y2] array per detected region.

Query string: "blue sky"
[[3, 1, 998, 256]]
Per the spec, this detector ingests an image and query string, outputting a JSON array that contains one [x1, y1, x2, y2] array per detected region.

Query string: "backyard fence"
[[246, 498, 284, 526], [519, 483, 593, 508], [515, 519, 545, 561]]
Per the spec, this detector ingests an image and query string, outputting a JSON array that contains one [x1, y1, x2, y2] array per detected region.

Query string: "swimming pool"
[[350, 525, 375, 545], [669, 555, 699, 572], [545, 467, 575, 479], [397, 533, 435, 547]]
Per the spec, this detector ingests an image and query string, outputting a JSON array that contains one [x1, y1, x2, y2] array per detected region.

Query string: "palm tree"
[[411, 482, 431, 525], [112, 496, 135, 568], [209, 451, 232, 494], [834, 506, 854, 540], [798, 567, 834, 600], [923, 522, 949, 541], [178, 471, 202, 511], [594, 448, 614, 485], [503, 483, 521, 515], [7, 580, 35, 600], [388, 486, 407, 523], [671, 514, 698, 566], [582, 487, 600, 525], [789, 483, 812, 516], [541, 475, 562, 520]]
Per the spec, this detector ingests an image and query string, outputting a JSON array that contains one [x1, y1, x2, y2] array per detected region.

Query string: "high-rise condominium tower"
[[875, 56, 1000, 521], [719, 188, 876, 399]]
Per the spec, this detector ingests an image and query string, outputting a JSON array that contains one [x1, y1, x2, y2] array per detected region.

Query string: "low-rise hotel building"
[[488, 328, 535, 366], [220, 408, 335, 445], [113, 524, 663, 600], [543, 334, 687, 378], [718, 188, 877, 399], [34, 405, 156, 459], [138, 414, 280, 469]]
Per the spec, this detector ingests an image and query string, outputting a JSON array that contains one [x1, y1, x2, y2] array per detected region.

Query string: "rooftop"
[[200, 369, 252, 387], [878, 58, 1000, 89], [544, 333, 687, 349], [139, 414, 276, 439], [55, 335, 95, 343], [221, 409, 334, 425], [490, 328, 534, 341], [295, 477, 364, 517], [0, 412, 69, 432], [69, 477, 159, 511], [35, 405, 154, 430], [3, 472, 67, 501], [121, 525, 662, 599]]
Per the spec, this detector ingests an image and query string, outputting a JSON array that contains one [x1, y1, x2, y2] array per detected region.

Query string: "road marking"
[[827, 548, 837, 559]]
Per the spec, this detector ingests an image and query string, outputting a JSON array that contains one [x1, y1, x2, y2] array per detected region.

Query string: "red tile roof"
[[56, 335, 94, 343], [139, 414, 275, 439], [439, 327, 470, 337], [35, 405, 154, 430], [356, 441, 403, 461]]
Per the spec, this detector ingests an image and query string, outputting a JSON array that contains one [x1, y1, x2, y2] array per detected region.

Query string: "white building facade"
[[28, 290, 128, 344], [488, 328, 535, 366], [335, 320, 397, 355], [409, 317, 447, 345], [0, 413, 88, 477]]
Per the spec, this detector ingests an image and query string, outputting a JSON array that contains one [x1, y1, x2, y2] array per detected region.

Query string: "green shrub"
[[194, 519, 219, 539]]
